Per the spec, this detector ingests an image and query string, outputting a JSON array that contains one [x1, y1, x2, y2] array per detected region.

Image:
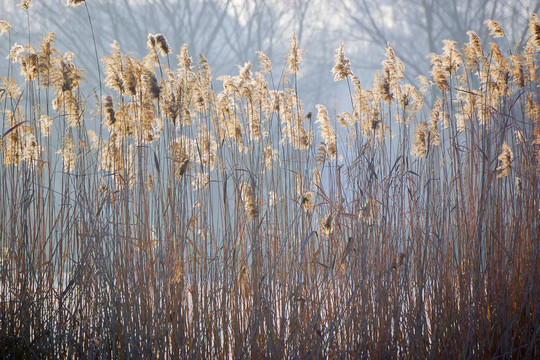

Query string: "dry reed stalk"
[[1, 8, 539, 359]]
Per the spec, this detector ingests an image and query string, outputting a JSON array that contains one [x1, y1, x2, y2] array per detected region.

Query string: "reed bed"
[[0, 4, 539, 359]]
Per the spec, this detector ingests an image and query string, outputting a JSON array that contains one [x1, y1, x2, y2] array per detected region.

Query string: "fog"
[[1, 0, 536, 112], [1, 3, 539, 357]]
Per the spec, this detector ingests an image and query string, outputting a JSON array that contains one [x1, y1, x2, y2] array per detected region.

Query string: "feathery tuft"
[[496, 141, 513, 178], [18, 0, 31, 10], [315, 104, 337, 159], [155, 33, 171, 56], [319, 213, 334, 237], [66, 0, 85, 6], [485, 20, 505, 38], [528, 13, 540, 50], [331, 41, 352, 81], [287, 33, 304, 75], [0, 20, 11, 36], [256, 51, 272, 73]]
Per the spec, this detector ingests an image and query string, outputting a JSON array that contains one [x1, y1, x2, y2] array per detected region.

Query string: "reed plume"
[[18, 0, 31, 10], [240, 182, 259, 221], [1, 9, 539, 359], [529, 13, 540, 50], [319, 213, 334, 236], [485, 19, 505, 38], [287, 32, 304, 74], [331, 41, 352, 81], [0, 20, 11, 35], [66, 0, 85, 7], [315, 104, 337, 159], [496, 141, 513, 178]]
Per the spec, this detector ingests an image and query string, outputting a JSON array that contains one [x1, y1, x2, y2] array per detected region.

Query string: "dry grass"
[[0, 6, 539, 359]]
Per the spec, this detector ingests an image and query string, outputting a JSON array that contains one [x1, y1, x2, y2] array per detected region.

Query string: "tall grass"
[[0, 6, 539, 359]]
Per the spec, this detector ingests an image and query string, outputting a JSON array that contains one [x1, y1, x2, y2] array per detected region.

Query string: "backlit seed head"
[[177, 44, 192, 70], [38, 115, 53, 137], [240, 182, 258, 221], [155, 34, 171, 56], [315, 104, 337, 159], [66, 0, 85, 6], [331, 41, 352, 82], [485, 20, 505, 38], [300, 191, 314, 213], [0, 20, 11, 36], [147, 34, 157, 54], [57, 134, 77, 172], [464, 31, 483, 69], [528, 13, 540, 50], [192, 172, 209, 190], [319, 213, 334, 237], [287, 33, 304, 75], [256, 51, 272, 73], [496, 141, 513, 178], [18, 0, 32, 10], [411, 121, 428, 157]]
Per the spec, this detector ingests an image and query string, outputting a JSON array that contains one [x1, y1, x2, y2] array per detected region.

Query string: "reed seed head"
[[103, 96, 116, 129], [38, 115, 53, 137], [240, 182, 258, 221], [464, 31, 483, 69], [315, 104, 337, 159], [147, 34, 157, 55], [1, 76, 21, 99], [529, 13, 540, 50], [150, 33, 171, 57], [178, 44, 193, 70], [287, 32, 304, 75], [300, 191, 314, 213], [66, 0, 85, 6], [319, 213, 334, 237], [21, 133, 40, 166], [358, 198, 376, 223], [18, 0, 31, 10], [256, 51, 272, 73], [192, 172, 209, 190], [411, 121, 428, 157], [485, 20, 505, 38], [332, 41, 352, 82], [57, 134, 77, 172], [0, 20, 11, 36], [496, 141, 513, 178], [428, 53, 450, 91]]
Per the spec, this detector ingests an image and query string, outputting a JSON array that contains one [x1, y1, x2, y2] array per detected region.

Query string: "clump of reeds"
[[0, 5, 539, 359]]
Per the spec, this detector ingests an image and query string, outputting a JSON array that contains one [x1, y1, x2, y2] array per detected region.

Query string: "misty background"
[[1, 0, 538, 111]]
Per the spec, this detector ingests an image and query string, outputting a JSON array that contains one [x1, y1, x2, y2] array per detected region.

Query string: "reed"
[[0, 4, 539, 359]]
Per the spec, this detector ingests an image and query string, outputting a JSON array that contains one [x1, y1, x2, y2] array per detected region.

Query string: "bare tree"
[[335, 0, 539, 83], [0, 0, 368, 108]]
